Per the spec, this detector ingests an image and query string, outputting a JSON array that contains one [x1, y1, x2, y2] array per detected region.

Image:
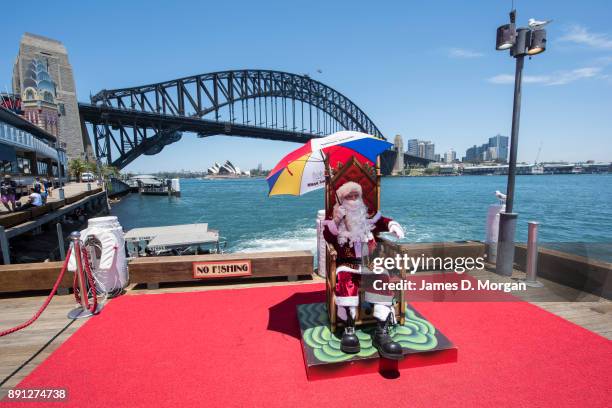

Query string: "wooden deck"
[[1, 268, 610, 398]]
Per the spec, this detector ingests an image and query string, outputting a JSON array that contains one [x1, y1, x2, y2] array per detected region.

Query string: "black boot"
[[373, 315, 403, 360], [340, 308, 360, 354]]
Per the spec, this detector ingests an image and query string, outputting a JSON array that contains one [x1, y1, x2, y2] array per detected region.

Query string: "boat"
[[571, 165, 584, 174], [124, 223, 226, 257], [531, 164, 544, 175], [128, 175, 181, 196], [127, 175, 161, 189]]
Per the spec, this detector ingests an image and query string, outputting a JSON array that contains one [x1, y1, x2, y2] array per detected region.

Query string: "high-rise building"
[[464, 145, 477, 162], [407, 138, 435, 160], [488, 134, 509, 162], [13, 33, 91, 160], [407, 139, 419, 156], [463, 135, 509, 162], [424, 142, 435, 161], [444, 149, 456, 163]]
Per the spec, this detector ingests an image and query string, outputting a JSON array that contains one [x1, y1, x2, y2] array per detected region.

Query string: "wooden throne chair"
[[324, 156, 406, 333]]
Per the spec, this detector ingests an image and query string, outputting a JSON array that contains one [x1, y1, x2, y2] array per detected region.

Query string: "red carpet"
[[3, 283, 611, 407]]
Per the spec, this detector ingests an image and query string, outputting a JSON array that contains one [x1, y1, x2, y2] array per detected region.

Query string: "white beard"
[[337, 199, 374, 248]]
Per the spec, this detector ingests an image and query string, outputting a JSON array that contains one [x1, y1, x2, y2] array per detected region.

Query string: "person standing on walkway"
[[33, 177, 48, 204], [1, 175, 17, 212], [44, 178, 53, 198]]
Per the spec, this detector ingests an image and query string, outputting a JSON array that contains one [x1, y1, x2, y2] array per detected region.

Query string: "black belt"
[[336, 257, 363, 265]]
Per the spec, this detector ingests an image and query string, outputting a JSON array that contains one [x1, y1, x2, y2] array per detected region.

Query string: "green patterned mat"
[[298, 303, 440, 363]]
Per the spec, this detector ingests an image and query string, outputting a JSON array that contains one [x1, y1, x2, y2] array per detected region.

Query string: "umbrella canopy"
[[266, 131, 393, 196]]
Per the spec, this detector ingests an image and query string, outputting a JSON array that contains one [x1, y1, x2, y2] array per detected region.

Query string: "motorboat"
[[124, 223, 226, 257]]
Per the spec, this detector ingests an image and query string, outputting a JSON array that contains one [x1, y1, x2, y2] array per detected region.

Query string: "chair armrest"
[[325, 242, 337, 260]]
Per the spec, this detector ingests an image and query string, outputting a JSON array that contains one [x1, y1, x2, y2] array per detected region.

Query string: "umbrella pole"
[[376, 157, 381, 209], [324, 153, 330, 218]]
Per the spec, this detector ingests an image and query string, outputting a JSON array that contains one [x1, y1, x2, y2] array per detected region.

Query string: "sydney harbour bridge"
[[78, 70, 431, 174]]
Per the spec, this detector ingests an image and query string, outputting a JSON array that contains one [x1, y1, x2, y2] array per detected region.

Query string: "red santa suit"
[[322, 181, 405, 323]]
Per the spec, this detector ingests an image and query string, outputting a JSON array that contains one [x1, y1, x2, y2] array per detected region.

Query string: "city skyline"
[[1, 1, 611, 172], [463, 134, 510, 163]]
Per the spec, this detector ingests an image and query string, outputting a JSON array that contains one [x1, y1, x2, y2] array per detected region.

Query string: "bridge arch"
[[80, 70, 385, 169]]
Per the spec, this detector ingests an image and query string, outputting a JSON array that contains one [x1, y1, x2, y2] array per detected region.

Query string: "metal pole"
[[525, 221, 544, 287], [496, 53, 524, 276], [56, 223, 65, 260], [67, 231, 101, 318], [505, 54, 524, 214], [0, 226, 10, 265], [72, 232, 88, 311]]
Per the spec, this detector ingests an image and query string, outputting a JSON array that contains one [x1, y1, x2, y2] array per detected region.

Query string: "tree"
[[83, 160, 97, 174], [68, 159, 86, 181], [100, 164, 119, 179]]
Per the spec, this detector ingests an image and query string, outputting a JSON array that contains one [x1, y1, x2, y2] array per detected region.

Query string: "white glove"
[[388, 221, 405, 239], [333, 205, 347, 224]]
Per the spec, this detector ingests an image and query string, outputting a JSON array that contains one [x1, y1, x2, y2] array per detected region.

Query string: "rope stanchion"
[[0, 247, 73, 337], [77, 246, 98, 313], [67, 231, 102, 319], [0, 231, 103, 337]]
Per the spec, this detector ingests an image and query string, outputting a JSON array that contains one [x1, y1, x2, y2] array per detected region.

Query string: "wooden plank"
[[65, 192, 87, 204], [0, 211, 31, 228], [49, 199, 66, 211], [129, 251, 313, 284], [0, 262, 71, 293], [0, 294, 87, 398], [29, 203, 51, 218]]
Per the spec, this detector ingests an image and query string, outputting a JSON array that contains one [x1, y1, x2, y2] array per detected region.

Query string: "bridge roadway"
[[78, 103, 316, 144]]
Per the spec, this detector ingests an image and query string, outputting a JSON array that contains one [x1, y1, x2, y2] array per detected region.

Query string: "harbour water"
[[111, 174, 612, 262]]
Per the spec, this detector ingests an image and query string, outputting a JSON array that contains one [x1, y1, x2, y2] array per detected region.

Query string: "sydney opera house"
[[207, 160, 250, 177]]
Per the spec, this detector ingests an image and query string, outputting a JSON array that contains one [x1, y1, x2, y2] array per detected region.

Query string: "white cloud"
[[487, 74, 515, 84], [546, 67, 601, 85], [560, 25, 612, 50], [488, 67, 603, 86], [488, 74, 552, 85], [448, 48, 484, 58]]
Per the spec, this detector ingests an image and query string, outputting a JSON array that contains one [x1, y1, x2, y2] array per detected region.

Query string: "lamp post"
[[495, 9, 548, 276]]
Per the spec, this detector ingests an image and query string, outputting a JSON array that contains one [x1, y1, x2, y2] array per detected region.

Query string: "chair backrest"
[[325, 156, 380, 219]]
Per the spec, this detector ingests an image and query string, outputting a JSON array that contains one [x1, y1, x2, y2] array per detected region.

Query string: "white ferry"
[[124, 223, 225, 257]]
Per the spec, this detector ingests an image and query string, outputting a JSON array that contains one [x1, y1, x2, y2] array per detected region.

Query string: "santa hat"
[[336, 181, 362, 203]]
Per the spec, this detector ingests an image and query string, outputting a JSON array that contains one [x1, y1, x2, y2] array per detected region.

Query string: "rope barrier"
[[0, 247, 73, 337], [0, 236, 100, 337], [76, 246, 98, 313]]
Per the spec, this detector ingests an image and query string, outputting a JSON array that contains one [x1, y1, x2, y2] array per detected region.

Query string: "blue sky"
[[1, 0, 611, 172]]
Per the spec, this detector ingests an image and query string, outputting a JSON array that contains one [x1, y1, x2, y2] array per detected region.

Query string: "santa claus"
[[323, 181, 405, 360]]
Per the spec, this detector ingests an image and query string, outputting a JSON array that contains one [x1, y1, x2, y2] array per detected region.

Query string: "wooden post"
[[0, 226, 10, 265], [56, 222, 65, 260]]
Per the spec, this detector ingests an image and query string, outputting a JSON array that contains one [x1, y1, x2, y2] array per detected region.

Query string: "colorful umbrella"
[[266, 131, 393, 196]]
